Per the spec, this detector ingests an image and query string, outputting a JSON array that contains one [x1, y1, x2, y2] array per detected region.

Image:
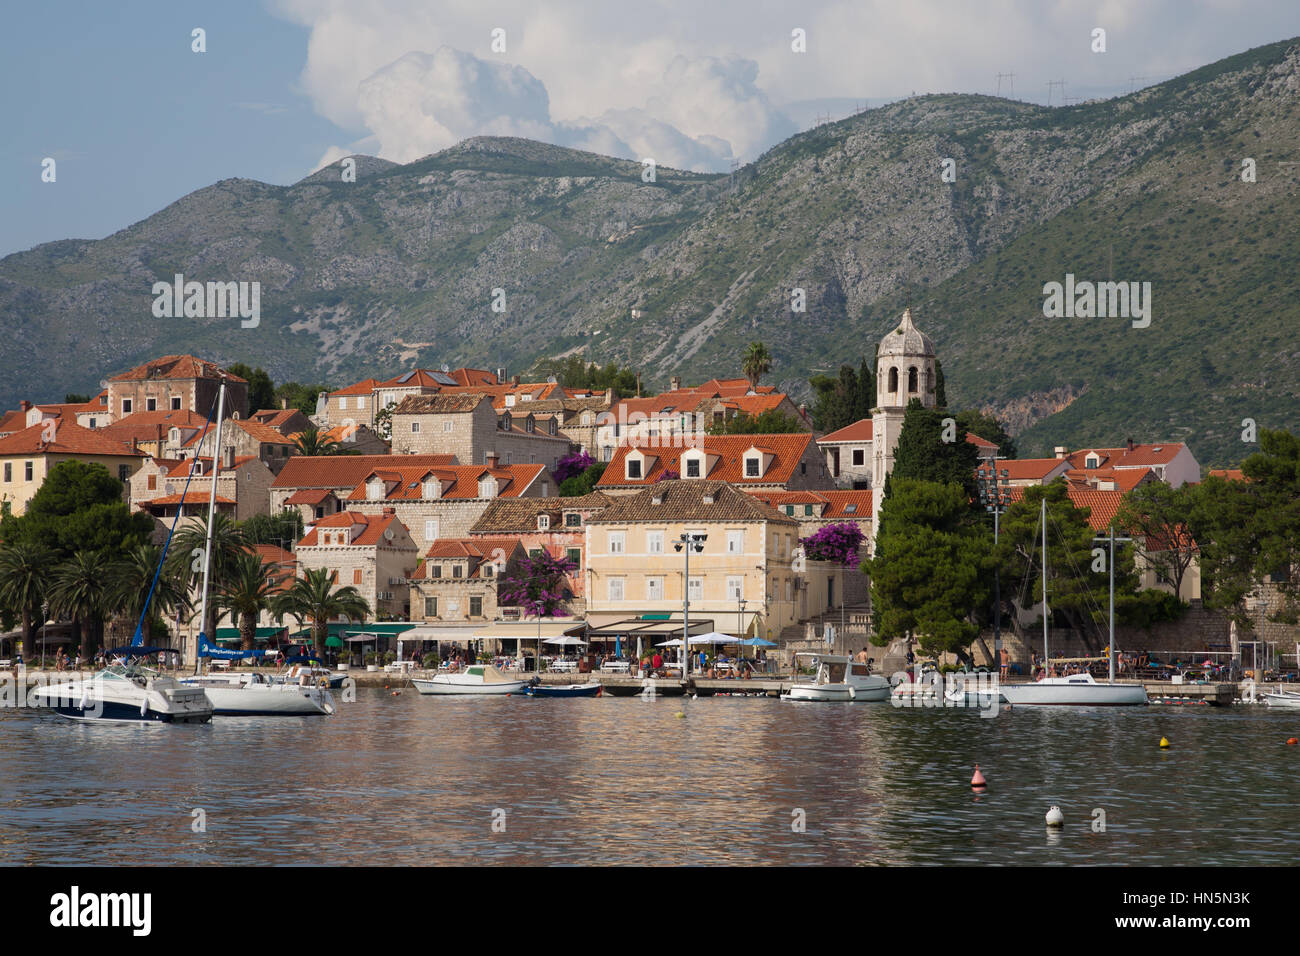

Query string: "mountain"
[[2, 38, 1298, 466]]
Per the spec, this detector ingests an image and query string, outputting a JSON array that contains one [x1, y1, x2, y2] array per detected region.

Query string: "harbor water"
[[1, 690, 1296, 866]]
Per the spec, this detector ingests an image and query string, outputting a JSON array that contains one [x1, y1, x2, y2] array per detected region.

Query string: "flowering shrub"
[[655, 469, 680, 482], [800, 522, 865, 565], [554, 451, 595, 484], [498, 551, 578, 617]]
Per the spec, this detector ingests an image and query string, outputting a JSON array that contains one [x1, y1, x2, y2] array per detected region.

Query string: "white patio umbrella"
[[542, 636, 588, 646]]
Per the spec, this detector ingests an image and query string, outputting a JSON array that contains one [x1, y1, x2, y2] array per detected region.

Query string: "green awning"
[[639, 613, 673, 621], [325, 636, 345, 648], [215, 626, 287, 643]]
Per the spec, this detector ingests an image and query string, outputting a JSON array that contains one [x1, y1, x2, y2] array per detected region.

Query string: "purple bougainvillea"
[[800, 522, 866, 565], [498, 550, 578, 617], [554, 451, 595, 484], [655, 469, 680, 482]]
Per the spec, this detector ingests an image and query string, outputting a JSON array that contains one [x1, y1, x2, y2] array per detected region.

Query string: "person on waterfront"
[[56, 647, 65, 672], [999, 647, 1009, 679], [855, 647, 869, 663], [651, 650, 663, 673]]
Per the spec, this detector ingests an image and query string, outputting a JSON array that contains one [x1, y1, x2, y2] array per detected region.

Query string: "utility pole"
[[1046, 79, 1065, 106], [996, 72, 1015, 98], [976, 461, 1012, 670]]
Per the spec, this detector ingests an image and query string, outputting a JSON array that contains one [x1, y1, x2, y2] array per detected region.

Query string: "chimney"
[[222, 446, 235, 469], [604, 387, 614, 405], [19, 400, 31, 413], [798, 402, 808, 419], [496, 367, 508, 385], [651, 492, 664, 505], [382, 506, 395, 516], [280, 397, 288, 410], [670, 376, 682, 392], [1054, 446, 1067, 459], [486, 451, 500, 470], [1126, 437, 1134, 452]]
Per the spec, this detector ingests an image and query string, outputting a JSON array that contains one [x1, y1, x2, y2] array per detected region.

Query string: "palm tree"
[[292, 425, 354, 457], [48, 550, 114, 660], [167, 512, 251, 639], [741, 340, 772, 390], [215, 551, 286, 651], [110, 544, 191, 646], [272, 567, 370, 660], [0, 541, 55, 659]]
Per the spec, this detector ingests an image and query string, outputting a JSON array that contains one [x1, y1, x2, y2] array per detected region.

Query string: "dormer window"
[[1085, 454, 1100, 469], [538, 514, 550, 531], [169, 427, 180, 444], [684, 455, 702, 478], [627, 458, 642, 479], [478, 476, 498, 498], [423, 479, 440, 499], [525, 417, 535, 433], [505, 396, 516, 407], [565, 512, 581, 527], [367, 479, 386, 499], [582, 413, 592, 425], [503, 412, 512, 431], [549, 419, 557, 435], [744, 455, 761, 478]]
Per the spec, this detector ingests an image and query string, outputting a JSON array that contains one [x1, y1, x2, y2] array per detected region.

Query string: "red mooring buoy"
[[971, 764, 987, 788], [1288, 737, 1298, 746]]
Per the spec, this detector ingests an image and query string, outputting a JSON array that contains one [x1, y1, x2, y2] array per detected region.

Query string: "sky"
[[2, 0, 1298, 257]]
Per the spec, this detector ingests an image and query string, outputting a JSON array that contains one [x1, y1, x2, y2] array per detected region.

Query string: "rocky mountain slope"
[[1, 38, 1297, 466]]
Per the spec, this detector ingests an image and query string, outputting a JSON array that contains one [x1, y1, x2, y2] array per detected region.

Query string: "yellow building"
[[584, 480, 829, 640], [0, 421, 143, 515]]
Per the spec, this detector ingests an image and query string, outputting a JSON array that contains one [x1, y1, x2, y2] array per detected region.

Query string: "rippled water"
[[1, 690, 1296, 865]]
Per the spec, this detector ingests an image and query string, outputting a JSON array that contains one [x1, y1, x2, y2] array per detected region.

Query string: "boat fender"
[[318, 677, 329, 688], [140, 696, 149, 717]]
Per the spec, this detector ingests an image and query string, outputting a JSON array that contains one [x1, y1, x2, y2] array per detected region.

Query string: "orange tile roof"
[[285, 488, 337, 506], [330, 378, 380, 396], [271, 454, 456, 489], [145, 492, 238, 506], [163, 456, 259, 477], [230, 418, 296, 445], [1208, 468, 1247, 482], [0, 410, 26, 434], [819, 419, 873, 443], [966, 432, 999, 450], [1006, 487, 1122, 531], [995, 458, 1071, 481], [345, 463, 546, 501], [746, 489, 874, 519], [1065, 443, 1187, 470], [0, 421, 142, 458], [597, 434, 815, 488], [100, 409, 209, 443], [110, 355, 246, 383], [298, 510, 408, 547]]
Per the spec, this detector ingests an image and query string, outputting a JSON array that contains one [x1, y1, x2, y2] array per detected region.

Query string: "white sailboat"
[[178, 377, 335, 717], [999, 499, 1148, 707]]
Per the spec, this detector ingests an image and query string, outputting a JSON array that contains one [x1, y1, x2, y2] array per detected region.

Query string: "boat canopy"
[[105, 646, 179, 657]]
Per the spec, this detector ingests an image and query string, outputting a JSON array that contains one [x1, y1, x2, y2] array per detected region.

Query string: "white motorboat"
[[181, 670, 334, 716], [783, 653, 891, 702], [412, 664, 528, 695], [1263, 690, 1300, 709], [999, 671, 1149, 706], [31, 663, 213, 723]]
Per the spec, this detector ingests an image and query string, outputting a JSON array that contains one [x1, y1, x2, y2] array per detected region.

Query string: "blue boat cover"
[[197, 633, 273, 659]]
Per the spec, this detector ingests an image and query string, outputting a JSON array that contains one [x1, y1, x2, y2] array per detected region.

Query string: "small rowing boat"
[[525, 682, 602, 698]]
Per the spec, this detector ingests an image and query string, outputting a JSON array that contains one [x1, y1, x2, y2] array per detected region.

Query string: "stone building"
[[0, 421, 144, 515], [107, 355, 248, 421], [130, 450, 274, 522], [270, 454, 456, 521], [596, 433, 831, 496], [408, 538, 528, 624], [294, 509, 420, 620], [389, 393, 573, 469]]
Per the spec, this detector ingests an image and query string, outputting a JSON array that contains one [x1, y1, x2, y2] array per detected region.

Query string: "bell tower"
[[870, 308, 937, 546]]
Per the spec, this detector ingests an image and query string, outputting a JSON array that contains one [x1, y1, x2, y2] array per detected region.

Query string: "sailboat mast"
[[1041, 496, 1048, 670], [195, 378, 227, 671], [1108, 526, 1116, 684]]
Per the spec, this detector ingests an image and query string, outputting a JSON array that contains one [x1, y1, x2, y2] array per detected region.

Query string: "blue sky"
[[3, 0, 1298, 257]]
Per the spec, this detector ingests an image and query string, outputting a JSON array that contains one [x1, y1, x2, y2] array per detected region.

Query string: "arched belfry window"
[[908, 366, 918, 393], [888, 367, 899, 392]]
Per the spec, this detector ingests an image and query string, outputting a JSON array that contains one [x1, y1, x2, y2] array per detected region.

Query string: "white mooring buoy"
[[1045, 806, 1065, 827]]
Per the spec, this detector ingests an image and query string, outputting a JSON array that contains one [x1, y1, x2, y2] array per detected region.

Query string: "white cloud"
[[270, 0, 1300, 172]]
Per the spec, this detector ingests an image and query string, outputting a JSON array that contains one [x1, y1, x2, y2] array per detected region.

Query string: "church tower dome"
[[876, 308, 938, 410]]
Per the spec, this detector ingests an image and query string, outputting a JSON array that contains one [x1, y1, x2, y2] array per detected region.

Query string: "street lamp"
[[975, 463, 1011, 672], [674, 532, 707, 676]]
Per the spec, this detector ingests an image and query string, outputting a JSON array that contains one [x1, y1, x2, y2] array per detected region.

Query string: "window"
[[24, 461, 33, 482], [626, 458, 642, 479], [529, 549, 543, 558], [786, 579, 793, 601], [146, 397, 157, 411], [908, 366, 918, 393], [357, 397, 366, 409], [478, 478, 497, 497], [411, 421, 421, 433], [88, 418, 97, 429], [147, 474, 157, 490], [745, 457, 760, 478], [852, 449, 865, 467], [443, 420, 454, 432], [646, 530, 664, 554], [1086, 455, 1100, 469], [453, 565, 463, 578], [424, 520, 439, 542], [608, 577, 625, 601], [549, 420, 557, 435], [470, 596, 483, 617], [804, 504, 814, 516], [2, 463, 9, 482], [315, 506, 325, 519], [688, 577, 703, 601], [785, 505, 795, 516], [566, 547, 581, 567], [565, 513, 581, 527], [430, 565, 442, 578], [353, 569, 363, 585], [685, 457, 701, 478], [483, 564, 493, 577], [726, 530, 743, 554], [504, 452, 513, 466], [726, 576, 744, 601], [338, 397, 348, 410], [425, 597, 438, 617], [122, 399, 133, 414], [608, 532, 625, 554], [171, 396, 182, 410], [118, 465, 130, 482], [888, 367, 898, 393], [538, 514, 550, 531], [646, 577, 663, 601], [540, 481, 549, 496]]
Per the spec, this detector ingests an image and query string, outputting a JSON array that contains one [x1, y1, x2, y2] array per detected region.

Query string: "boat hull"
[[411, 678, 527, 695], [999, 682, 1148, 706], [184, 684, 334, 716], [31, 679, 213, 723], [526, 683, 602, 697], [783, 678, 891, 703], [1263, 692, 1300, 709]]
